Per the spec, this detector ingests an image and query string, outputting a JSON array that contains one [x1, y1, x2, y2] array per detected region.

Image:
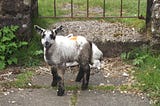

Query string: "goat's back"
[[48, 35, 90, 64]]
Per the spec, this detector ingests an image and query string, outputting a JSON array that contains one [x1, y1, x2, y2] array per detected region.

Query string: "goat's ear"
[[34, 25, 45, 35], [55, 25, 63, 34]]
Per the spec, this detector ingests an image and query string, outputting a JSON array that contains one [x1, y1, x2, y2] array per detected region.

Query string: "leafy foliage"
[[121, 46, 150, 66], [121, 46, 160, 105], [0, 26, 28, 70]]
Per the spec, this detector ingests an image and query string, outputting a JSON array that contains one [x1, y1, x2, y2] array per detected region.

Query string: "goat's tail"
[[90, 42, 103, 69], [88, 41, 93, 64]]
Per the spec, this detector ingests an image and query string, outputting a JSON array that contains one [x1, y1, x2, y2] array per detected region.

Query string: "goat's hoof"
[[51, 81, 57, 87], [75, 79, 81, 82], [81, 85, 88, 90], [57, 88, 65, 96], [75, 77, 83, 82]]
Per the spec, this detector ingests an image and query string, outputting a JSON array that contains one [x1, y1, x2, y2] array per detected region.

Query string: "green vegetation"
[[38, 0, 146, 30], [11, 71, 34, 88], [0, 26, 28, 70], [70, 91, 78, 106], [65, 85, 116, 91], [119, 85, 129, 91], [0, 71, 36, 89], [38, 0, 146, 17], [121, 46, 160, 105], [15, 34, 43, 67], [89, 85, 115, 91], [66, 85, 79, 91]]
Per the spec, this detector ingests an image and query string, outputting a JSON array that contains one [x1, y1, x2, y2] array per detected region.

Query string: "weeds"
[[0, 26, 28, 70], [89, 85, 115, 91], [11, 71, 34, 88], [70, 91, 78, 106], [121, 46, 160, 105], [14, 35, 43, 67]]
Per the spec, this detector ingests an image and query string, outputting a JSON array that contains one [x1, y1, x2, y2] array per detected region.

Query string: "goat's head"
[[34, 25, 63, 48]]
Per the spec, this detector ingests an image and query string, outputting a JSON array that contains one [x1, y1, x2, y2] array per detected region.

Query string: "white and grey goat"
[[34, 25, 103, 96]]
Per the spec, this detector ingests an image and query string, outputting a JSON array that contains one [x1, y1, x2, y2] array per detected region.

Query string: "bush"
[[120, 46, 150, 66], [0, 26, 28, 70]]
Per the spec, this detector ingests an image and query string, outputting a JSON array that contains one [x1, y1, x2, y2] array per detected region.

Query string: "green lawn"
[[121, 46, 160, 105], [37, 0, 146, 29], [38, 0, 146, 17]]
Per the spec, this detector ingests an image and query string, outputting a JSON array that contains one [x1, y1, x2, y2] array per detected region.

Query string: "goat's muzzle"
[[44, 41, 52, 48]]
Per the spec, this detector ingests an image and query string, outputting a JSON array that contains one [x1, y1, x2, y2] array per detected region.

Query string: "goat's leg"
[[51, 66, 59, 87], [56, 67, 65, 96], [75, 66, 84, 82], [80, 64, 90, 90]]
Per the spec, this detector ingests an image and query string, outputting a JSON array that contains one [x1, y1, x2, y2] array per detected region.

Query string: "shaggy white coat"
[[41, 30, 103, 69], [64, 34, 103, 69]]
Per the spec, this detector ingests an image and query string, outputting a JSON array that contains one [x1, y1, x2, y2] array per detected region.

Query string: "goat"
[[65, 34, 103, 69], [34, 25, 103, 96]]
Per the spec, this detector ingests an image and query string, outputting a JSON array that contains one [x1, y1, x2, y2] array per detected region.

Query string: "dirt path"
[[0, 58, 150, 106]]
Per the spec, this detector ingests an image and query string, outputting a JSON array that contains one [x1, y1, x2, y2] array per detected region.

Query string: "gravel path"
[[51, 20, 148, 57], [52, 20, 146, 42]]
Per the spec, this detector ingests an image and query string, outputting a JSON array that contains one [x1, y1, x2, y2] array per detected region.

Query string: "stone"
[[151, 0, 160, 37], [0, 0, 38, 40]]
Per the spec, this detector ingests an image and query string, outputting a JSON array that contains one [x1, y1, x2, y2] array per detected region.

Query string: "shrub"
[[0, 25, 28, 70], [120, 46, 150, 66]]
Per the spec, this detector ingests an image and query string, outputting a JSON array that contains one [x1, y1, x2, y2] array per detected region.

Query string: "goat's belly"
[[61, 48, 79, 62], [44, 55, 60, 65], [45, 59, 55, 65], [44, 55, 78, 66]]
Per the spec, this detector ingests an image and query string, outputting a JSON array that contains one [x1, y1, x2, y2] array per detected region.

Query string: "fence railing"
[[39, 0, 147, 20]]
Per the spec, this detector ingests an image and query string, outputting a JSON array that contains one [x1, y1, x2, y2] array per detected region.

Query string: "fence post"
[[54, 0, 56, 17], [87, 0, 89, 17], [146, 0, 153, 29], [71, 0, 73, 18]]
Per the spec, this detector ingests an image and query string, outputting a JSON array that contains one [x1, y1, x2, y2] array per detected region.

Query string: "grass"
[[38, 0, 146, 17], [121, 46, 160, 105], [38, 0, 147, 30], [89, 85, 116, 91], [70, 91, 78, 106], [62, 85, 116, 91], [11, 71, 34, 88], [1, 71, 35, 89], [135, 70, 160, 104], [14, 35, 43, 67]]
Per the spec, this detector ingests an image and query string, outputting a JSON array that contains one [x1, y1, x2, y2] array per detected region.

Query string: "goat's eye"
[[50, 34, 55, 40], [42, 34, 45, 38]]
